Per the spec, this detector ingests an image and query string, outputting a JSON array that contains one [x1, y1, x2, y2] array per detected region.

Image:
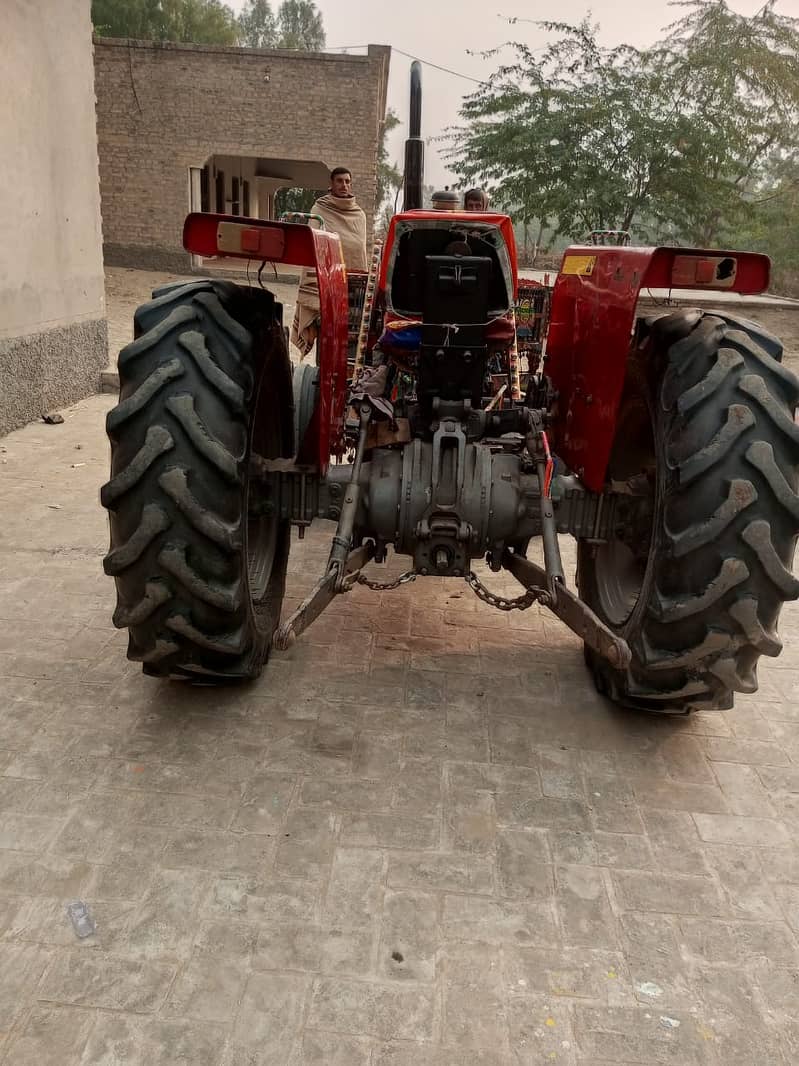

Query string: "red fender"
[[545, 245, 770, 492], [183, 213, 349, 474]]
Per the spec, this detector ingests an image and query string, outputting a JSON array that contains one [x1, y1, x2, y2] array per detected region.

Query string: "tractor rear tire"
[[578, 310, 799, 713], [101, 279, 292, 681]]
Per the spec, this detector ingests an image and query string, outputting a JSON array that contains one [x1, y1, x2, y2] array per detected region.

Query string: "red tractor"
[[102, 64, 799, 713]]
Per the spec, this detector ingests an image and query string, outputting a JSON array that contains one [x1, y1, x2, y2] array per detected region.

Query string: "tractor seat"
[[390, 227, 506, 317], [422, 254, 491, 327]]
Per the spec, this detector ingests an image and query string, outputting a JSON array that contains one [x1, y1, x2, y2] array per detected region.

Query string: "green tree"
[[727, 154, 799, 295], [275, 0, 325, 50], [449, 22, 695, 241], [274, 186, 324, 216], [376, 202, 395, 237], [449, 3, 799, 245], [661, 0, 799, 243], [377, 109, 402, 210], [92, 0, 238, 45], [93, 0, 327, 53], [237, 0, 277, 47], [91, 0, 239, 44]]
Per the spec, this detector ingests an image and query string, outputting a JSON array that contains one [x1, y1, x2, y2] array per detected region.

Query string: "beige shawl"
[[291, 194, 368, 357], [313, 193, 368, 271]]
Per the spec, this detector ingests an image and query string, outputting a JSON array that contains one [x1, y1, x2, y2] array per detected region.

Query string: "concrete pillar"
[[0, 0, 107, 435]]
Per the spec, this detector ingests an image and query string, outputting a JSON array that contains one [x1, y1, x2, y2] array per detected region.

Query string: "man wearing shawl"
[[291, 167, 368, 359]]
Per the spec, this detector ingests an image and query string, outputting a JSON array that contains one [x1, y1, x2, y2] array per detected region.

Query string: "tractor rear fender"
[[183, 212, 349, 474], [545, 244, 770, 492]]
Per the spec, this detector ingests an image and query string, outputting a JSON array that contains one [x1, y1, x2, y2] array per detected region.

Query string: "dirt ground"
[[665, 304, 799, 372], [735, 308, 799, 371], [104, 267, 301, 366]]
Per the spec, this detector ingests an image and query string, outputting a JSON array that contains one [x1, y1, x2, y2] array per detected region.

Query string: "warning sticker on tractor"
[[561, 255, 597, 276]]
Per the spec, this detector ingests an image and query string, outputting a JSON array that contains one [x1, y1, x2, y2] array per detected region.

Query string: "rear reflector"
[[672, 254, 738, 289], [217, 222, 286, 259]]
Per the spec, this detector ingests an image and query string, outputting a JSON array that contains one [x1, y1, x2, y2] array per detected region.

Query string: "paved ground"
[[3, 409, 799, 1065], [2, 273, 799, 1063]]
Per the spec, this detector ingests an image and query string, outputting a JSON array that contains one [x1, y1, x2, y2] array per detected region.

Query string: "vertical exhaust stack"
[[403, 61, 424, 211]]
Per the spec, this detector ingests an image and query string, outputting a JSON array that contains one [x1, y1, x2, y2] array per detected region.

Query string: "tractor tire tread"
[[584, 310, 799, 712], [101, 279, 289, 680]]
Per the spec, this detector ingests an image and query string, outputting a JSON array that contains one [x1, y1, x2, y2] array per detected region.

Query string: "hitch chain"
[[356, 570, 418, 592], [466, 570, 548, 612], [357, 569, 545, 610]]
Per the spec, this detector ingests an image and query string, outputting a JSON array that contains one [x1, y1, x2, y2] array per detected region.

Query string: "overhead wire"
[[326, 44, 487, 85], [392, 48, 487, 85]]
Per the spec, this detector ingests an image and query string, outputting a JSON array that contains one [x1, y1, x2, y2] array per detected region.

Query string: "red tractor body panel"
[[546, 245, 771, 491], [183, 213, 349, 472]]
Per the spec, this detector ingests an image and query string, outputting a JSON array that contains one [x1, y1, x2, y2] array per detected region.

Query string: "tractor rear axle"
[[257, 407, 638, 665]]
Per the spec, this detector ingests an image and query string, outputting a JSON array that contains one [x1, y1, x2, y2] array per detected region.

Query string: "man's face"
[[331, 172, 353, 197], [465, 197, 482, 212]]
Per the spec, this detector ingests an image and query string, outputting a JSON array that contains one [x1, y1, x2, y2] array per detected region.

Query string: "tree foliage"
[[93, 0, 327, 51], [91, 0, 238, 45], [377, 109, 403, 210], [274, 0, 325, 50], [238, 0, 325, 50], [448, 2, 799, 248], [662, 0, 799, 243], [274, 186, 323, 215], [237, 0, 277, 48], [726, 153, 799, 294]]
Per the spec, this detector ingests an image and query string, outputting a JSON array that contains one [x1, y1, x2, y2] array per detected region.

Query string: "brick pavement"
[[1, 393, 799, 1064]]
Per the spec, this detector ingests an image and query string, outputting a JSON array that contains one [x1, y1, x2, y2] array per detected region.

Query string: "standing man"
[[291, 167, 368, 359]]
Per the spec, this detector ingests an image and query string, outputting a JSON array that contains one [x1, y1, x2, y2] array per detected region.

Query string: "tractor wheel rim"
[[595, 538, 646, 628], [247, 498, 277, 604], [246, 375, 280, 618], [593, 357, 657, 631]]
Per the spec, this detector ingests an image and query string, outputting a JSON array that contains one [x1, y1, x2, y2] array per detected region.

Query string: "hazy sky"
[[228, 0, 799, 188]]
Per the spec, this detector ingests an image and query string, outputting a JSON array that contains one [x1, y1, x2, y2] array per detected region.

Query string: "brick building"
[[93, 39, 391, 270]]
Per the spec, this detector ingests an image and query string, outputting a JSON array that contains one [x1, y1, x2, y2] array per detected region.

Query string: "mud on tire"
[[579, 310, 799, 712], [101, 280, 292, 681]]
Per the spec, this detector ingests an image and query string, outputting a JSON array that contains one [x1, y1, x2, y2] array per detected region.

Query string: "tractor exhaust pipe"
[[403, 60, 424, 211]]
